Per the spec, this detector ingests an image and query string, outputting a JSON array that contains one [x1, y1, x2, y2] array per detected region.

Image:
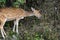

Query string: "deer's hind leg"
[[0, 18, 7, 38]]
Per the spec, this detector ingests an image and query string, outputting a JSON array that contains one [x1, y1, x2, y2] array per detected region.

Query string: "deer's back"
[[0, 8, 26, 20]]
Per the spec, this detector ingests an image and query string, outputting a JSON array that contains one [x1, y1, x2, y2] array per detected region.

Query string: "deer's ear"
[[31, 7, 35, 11]]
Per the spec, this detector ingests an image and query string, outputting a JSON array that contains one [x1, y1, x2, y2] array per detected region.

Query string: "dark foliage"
[[0, 0, 59, 40]]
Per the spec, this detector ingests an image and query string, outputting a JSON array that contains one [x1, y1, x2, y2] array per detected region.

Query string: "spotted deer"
[[0, 7, 41, 38]]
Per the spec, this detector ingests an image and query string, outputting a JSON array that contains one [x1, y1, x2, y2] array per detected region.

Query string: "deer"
[[0, 7, 41, 38]]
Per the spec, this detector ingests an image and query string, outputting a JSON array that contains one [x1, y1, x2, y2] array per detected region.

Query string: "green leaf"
[[0, 0, 6, 3], [18, 0, 25, 4], [12, 2, 20, 8]]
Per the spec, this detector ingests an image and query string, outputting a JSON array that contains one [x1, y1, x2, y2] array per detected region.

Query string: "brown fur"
[[0, 7, 41, 38]]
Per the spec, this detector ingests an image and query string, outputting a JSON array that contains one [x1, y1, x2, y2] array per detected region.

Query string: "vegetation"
[[0, 0, 59, 40]]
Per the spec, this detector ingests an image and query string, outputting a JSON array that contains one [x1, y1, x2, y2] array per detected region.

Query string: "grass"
[[0, 16, 58, 40]]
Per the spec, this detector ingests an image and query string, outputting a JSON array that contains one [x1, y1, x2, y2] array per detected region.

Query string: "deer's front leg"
[[13, 17, 24, 34], [13, 19, 19, 34], [13, 20, 16, 32], [15, 17, 24, 34], [15, 19, 20, 34]]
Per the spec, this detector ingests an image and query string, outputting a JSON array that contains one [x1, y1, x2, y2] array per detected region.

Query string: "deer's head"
[[31, 7, 41, 19]]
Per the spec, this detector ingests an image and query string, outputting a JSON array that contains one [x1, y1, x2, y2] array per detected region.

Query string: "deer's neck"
[[25, 11, 34, 17]]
